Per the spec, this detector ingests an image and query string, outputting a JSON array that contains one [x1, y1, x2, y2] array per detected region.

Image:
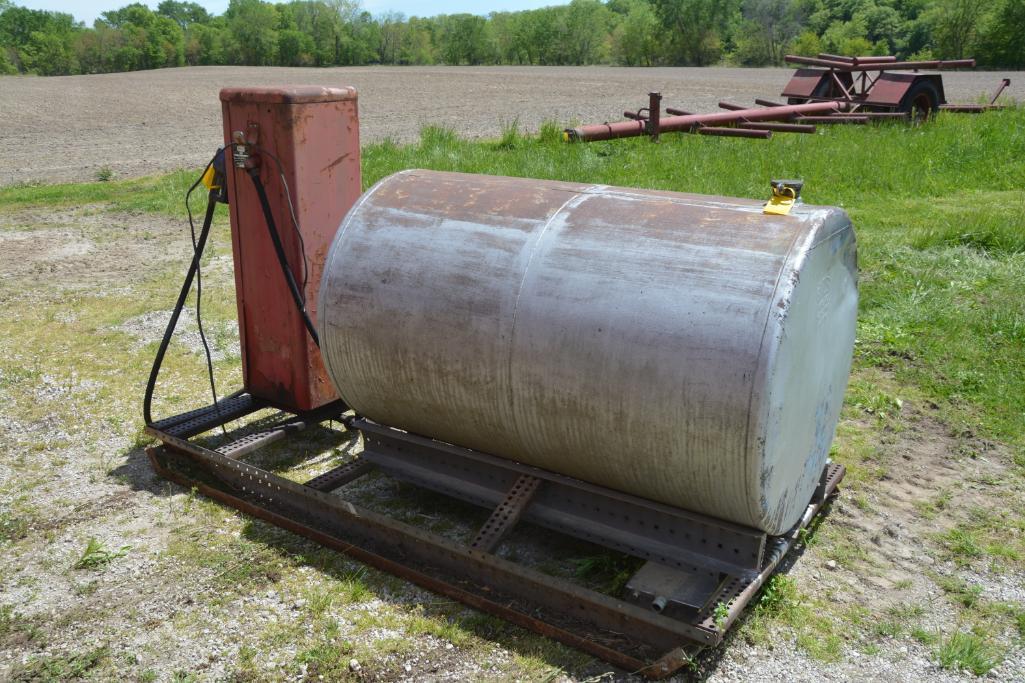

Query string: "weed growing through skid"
[[713, 601, 730, 630], [571, 552, 643, 595], [73, 537, 131, 570]]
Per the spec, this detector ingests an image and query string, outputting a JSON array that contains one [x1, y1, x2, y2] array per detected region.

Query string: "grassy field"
[[0, 110, 1024, 680]]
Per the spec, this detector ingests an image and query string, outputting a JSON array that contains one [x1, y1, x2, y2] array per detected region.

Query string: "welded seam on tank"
[[503, 184, 608, 441], [574, 187, 768, 214], [739, 218, 811, 532], [318, 170, 411, 412]]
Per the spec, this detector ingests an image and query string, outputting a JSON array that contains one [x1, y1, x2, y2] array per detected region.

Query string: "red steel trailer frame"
[[782, 53, 1009, 118]]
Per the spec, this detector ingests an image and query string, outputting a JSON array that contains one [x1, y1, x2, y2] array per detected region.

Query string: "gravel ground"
[[0, 65, 1021, 185]]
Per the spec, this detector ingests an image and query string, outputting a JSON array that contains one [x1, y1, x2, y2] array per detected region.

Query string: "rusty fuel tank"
[[318, 171, 857, 535]]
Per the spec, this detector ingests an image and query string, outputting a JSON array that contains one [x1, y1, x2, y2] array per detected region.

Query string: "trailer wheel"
[[899, 80, 940, 121]]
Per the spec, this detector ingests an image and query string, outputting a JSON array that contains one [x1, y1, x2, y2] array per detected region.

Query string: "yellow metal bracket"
[[763, 179, 803, 216]]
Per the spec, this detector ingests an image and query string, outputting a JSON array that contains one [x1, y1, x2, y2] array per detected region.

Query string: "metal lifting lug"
[[764, 179, 805, 216], [771, 179, 804, 200]]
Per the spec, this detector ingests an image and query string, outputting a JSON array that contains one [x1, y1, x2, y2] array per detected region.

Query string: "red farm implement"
[[566, 54, 1009, 143], [781, 54, 1009, 119]]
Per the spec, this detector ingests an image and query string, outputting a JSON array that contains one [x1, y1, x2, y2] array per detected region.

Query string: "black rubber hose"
[[248, 169, 320, 347], [143, 189, 219, 426]]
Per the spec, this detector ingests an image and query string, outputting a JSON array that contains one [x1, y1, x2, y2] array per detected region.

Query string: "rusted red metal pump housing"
[[220, 86, 361, 413]]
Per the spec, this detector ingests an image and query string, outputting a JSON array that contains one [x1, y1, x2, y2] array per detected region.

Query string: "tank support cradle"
[[145, 393, 845, 679]]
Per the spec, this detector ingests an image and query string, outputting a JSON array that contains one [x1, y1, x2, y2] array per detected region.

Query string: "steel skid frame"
[[146, 392, 844, 679]]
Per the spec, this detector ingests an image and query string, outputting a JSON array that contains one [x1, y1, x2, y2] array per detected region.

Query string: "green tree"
[[377, 11, 405, 64], [436, 14, 493, 65], [184, 20, 230, 64], [788, 29, 822, 56], [611, 0, 661, 65], [22, 30, 77, 74], [225, 0, 279, 65], [74, 23, 125, 73], [0, 48, 15, 74], [559, 0, 613, 64], [651, 0, 741, 65], [277, 27, 314, 64], [922, 0, 981, 59], [400, 16, 435, 65], [977, 0, 1025, 67], [287, 1, 343, 66], [156, 0, 210, 29], [98, 3, 184, 69], [734, 0, 803, 65]]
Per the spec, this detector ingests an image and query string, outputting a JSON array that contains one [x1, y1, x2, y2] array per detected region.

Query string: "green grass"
[[8, 646, 110, 682], [937, 631, 1003, 676], [72, 537, 131, 570]]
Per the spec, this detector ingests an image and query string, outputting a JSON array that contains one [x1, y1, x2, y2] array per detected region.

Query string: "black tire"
[[898, 79, 940, 121]]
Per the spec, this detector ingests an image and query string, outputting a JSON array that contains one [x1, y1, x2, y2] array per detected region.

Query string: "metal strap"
[[471, 474, 542, 552], [304, 459, 375, 492]]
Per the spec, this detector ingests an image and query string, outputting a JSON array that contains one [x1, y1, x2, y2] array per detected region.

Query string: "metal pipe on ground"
[[738, 122, 816, 134], [696, 127, 771, 139], [566, 100, 840, 142], [797, 115, 869, 124]]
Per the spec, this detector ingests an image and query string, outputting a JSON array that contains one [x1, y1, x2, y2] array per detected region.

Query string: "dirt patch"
[[0, 206, 190, 297], [1, 66, 1021, 186]]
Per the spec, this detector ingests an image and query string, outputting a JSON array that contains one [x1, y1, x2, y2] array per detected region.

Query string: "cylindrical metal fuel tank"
[[319, 170, 857, 535]]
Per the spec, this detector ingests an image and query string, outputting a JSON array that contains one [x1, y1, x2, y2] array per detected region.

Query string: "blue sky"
[[16, 1, 558, 25]]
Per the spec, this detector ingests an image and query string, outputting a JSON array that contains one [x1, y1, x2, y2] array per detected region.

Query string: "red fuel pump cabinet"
[[219, 86, 361, 413]]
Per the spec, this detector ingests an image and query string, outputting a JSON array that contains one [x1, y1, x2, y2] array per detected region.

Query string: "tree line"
[[1, 0, 1023, 77]]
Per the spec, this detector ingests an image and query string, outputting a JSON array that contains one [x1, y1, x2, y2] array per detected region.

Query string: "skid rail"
[[146, 395, 844, 679]]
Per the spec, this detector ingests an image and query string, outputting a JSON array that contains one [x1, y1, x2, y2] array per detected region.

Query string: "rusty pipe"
[[797, 115, 869, 124], [991, 78, 1011, 105], [665, 107, 693, 116], [696, 127, 771, 139], [815, 52, 897, 63], [786, 55, 976, 71], [738, 122, 816, 134], [566, 100, 840, 142]]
